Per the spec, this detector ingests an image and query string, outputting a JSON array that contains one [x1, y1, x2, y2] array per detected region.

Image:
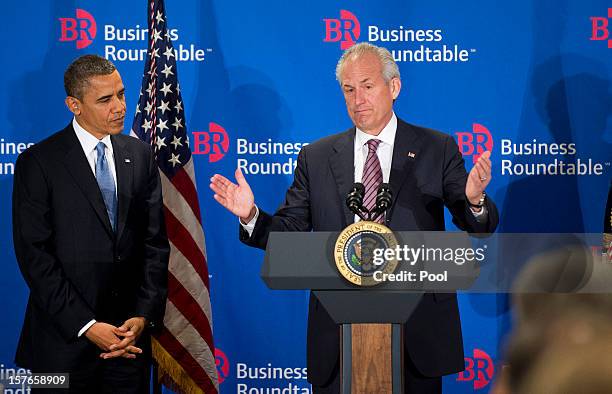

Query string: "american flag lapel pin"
[[124, 158, 131, 163], [408, 152, 416, 158]]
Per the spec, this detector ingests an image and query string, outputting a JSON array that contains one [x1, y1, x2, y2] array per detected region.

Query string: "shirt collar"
[[355, 112, 397, 149], [72, 117, 114, 155]]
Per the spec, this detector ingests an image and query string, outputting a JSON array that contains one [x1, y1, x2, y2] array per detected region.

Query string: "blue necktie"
[[95, 142, 117, 231]]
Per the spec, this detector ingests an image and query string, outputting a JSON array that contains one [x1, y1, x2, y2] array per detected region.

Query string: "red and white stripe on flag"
[[130, 0, 218, 392]]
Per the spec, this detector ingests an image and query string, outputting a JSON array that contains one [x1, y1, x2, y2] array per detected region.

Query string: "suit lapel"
[[388, 119, 423, 220], [328, 129, 356, 227], [59, 126, 114, 238], [111, 135, 133, 242]]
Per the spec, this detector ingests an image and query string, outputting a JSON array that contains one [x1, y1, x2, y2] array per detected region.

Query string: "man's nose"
[[354, 88, 366, 106], [111, 96, 126, 113]]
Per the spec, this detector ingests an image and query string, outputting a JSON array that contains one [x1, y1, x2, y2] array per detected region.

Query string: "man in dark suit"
[[210, 43, 498, 393], [12, 55, 169, 393]]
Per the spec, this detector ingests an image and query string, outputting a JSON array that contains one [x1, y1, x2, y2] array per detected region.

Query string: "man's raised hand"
[[210, 168, 257, 223]]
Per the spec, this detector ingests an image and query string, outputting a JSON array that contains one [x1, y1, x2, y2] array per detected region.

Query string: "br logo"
[[456, 348, 494, 390], [455, 123, 494, 164], [192, 122, 230, 163], [590, 8, 612, 48], [215, 348, 230, 384], [323, 10, 360, 50], [59, 9, 97, 49]]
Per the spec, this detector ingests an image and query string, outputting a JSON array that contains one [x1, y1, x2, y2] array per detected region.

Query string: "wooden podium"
[[262, 232, 424, 394]]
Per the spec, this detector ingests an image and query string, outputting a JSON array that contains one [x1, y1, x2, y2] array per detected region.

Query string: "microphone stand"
[[346, 183, 393, 223]]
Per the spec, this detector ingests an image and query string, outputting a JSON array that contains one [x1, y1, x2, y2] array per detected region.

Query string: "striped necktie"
[[362, 139, 383, 223]]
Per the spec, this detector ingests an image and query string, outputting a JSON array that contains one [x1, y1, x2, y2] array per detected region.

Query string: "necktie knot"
[[366, 139, 381, 153]]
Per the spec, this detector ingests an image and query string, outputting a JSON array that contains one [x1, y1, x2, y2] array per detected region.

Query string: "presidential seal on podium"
[[334, 221, 399, 286]]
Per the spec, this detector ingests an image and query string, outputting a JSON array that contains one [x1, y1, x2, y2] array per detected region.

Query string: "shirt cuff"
[[78, 319, 97, 338], [239, 206, 259, 237], [470, 205, 488, 222]]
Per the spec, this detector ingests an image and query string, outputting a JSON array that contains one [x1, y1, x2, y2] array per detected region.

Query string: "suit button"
[[111, 290, 119, 297], [116, 255, 122, 263]]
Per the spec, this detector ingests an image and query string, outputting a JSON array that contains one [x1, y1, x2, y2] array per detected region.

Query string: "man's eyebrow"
[[96, 93, 113, 102], [96, 87, 125, 102], [342, 78, 373, 89]]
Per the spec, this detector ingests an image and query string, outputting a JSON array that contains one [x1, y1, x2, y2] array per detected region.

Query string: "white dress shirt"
[[353, 113, 396, 185], [72, 117, 118, 337], [352, 113, 397, 222], [72, 118, 117, 193]]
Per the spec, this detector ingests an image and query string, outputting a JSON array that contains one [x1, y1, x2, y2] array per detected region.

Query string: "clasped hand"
[[85, 317, 146, 360]]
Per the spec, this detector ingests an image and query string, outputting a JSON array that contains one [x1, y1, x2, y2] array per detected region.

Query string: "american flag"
[[131, 0, 218, 392]]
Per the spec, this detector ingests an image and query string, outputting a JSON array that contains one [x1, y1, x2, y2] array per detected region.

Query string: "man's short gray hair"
[[64, 54, 116, 100], [335, 42, 400, 85]]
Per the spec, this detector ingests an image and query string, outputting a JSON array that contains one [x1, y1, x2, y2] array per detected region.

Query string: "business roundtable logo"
[[323, 10, 361, 50], [455, 123, 494, 164], [59, 8, 97, 49], [322, 9, 477, 62], [457, 121, 610, 176], [191, 121, 308, 176], [215, 348, 230, 384], [58, 8, 210, 62], [456, 348, 495, 390], [192, 122, 230, 163], [590, 8, 612, 48]]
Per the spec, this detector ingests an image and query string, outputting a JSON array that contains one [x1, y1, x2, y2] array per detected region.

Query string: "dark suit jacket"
[[12, 123, 170, 371], [240, 118, 499, 385]]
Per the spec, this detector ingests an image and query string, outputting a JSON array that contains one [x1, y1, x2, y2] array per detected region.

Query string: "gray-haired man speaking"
[[211, 43, 498, 393]]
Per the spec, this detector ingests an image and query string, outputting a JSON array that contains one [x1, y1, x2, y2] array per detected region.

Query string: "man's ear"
[[390, 77, 402, 100], [65, 96, 81, 116]]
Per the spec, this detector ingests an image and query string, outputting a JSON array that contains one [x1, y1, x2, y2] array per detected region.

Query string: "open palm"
[[210, 168, 255, 221]]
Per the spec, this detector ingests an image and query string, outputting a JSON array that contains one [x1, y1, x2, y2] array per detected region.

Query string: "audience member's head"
[[517, 311, 612, 394], [498, 245, 612, 393]]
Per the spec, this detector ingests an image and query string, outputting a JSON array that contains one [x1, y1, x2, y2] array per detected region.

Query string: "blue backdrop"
[[1, 1, 611, 393]]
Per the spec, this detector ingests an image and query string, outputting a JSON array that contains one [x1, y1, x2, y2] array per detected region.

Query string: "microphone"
[[346, 183, 366, 221], [372, 183, 392, 222]]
